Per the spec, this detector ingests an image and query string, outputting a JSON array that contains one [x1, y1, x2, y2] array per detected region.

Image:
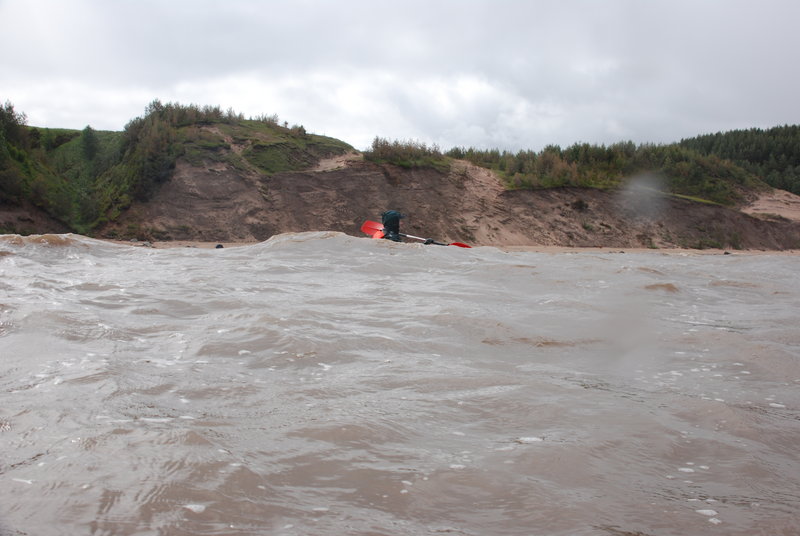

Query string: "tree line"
[[444, 141, 761, 205], [679, 125, 800, 195], [363, 132, 769, 206]]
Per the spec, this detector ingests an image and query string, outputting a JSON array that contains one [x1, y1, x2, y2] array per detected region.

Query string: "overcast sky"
[[2, 0, 799, 152]]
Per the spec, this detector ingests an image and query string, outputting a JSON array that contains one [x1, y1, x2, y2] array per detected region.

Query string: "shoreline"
[[3, 233, 797, 255], [106, 238, 800, 255]]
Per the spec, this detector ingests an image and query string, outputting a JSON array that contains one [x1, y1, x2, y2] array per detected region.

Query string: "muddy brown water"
[[1, 233, 798, 535]]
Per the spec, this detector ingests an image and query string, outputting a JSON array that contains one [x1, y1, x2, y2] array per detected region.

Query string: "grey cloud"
[[2, 0, 799, 150]]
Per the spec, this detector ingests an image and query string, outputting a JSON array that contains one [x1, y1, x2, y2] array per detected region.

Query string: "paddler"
[[381, 210, 405, 242]]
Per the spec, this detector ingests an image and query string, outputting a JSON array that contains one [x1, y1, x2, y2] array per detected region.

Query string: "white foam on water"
[[515, 437, 544, 443]]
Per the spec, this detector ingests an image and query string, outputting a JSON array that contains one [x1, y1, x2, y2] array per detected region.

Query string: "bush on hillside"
[[364, 136, 448, 170]]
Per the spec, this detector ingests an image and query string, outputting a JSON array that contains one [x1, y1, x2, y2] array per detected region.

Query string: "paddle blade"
[[449, 242, 472, 248], [361, 220, 384, 235]]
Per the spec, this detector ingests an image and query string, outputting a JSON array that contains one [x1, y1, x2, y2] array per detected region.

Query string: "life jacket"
[[381, 210, 404, 242]]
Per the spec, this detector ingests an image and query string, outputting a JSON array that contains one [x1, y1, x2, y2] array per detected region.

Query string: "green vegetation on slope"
[[239, 122, 352, 174], [363, 137, 450, 172], [360, 131, 776, 207], [0, 100, 352, 234], [679, 125, 800, 195], [446, 141, 765, 206], [1, 101, 108, 232]]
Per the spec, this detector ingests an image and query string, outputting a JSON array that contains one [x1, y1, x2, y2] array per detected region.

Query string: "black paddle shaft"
[[399, 233, 447, 245]]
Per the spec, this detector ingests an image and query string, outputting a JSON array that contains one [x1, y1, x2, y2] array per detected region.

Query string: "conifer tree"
[[81, 125, 99, 160]]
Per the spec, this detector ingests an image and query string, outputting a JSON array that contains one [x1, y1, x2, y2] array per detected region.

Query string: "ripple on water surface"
[[1, 233, 799, 535]]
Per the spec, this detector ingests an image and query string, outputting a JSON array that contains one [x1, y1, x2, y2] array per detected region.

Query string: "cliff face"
[[90, 153, 800, 250]]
